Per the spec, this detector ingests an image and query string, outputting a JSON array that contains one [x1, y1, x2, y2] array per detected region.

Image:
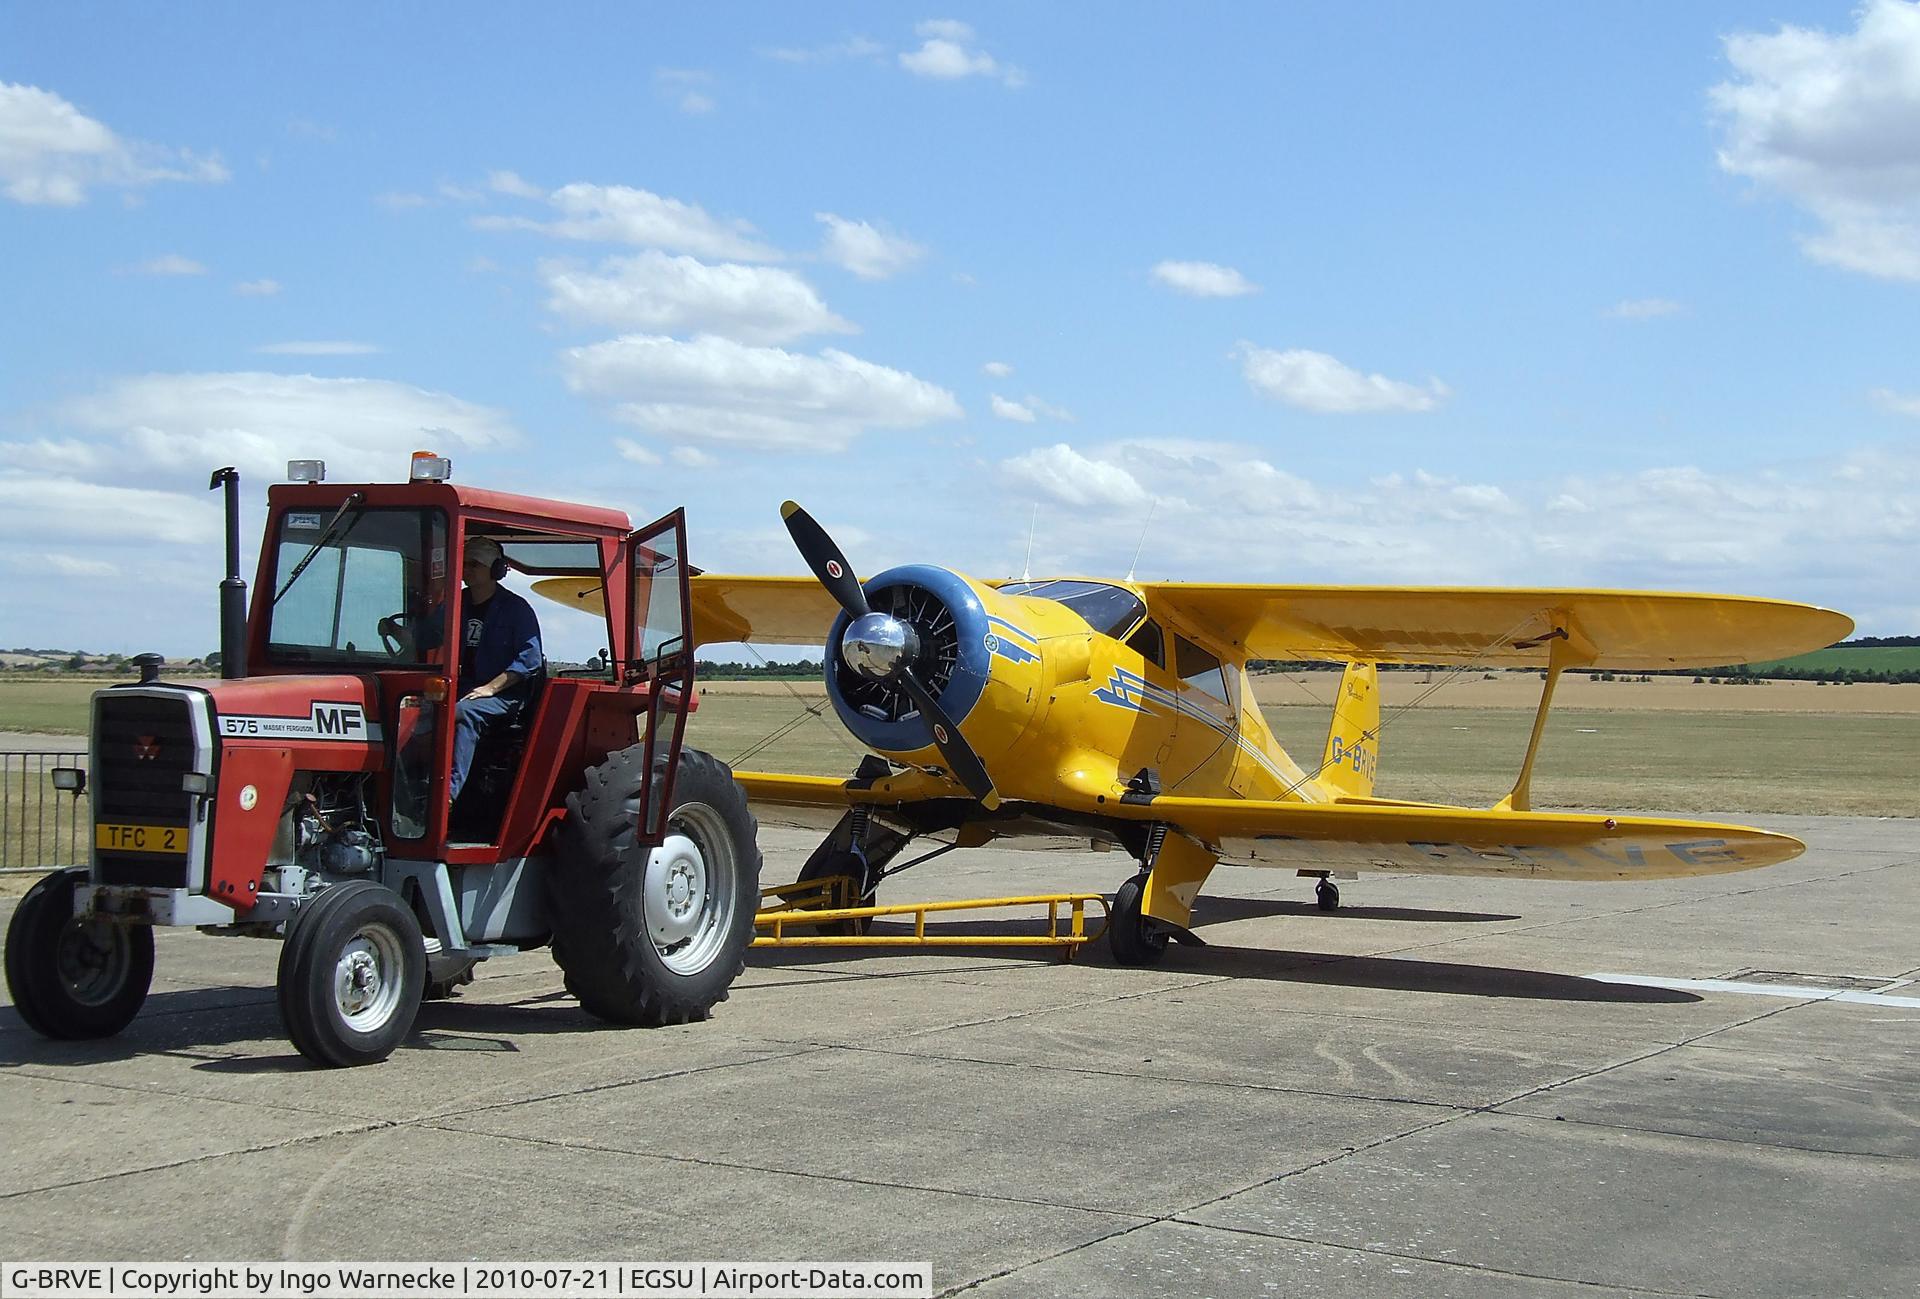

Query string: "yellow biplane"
[[539, 503, 1851, 963]]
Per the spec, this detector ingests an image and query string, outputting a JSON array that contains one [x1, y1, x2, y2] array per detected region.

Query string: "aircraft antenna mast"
[[1020, 504, 1037, 581], [1124, 499, 1158, 583]]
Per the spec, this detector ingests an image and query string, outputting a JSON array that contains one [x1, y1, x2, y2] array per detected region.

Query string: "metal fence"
[[1, 751, 90, 875]]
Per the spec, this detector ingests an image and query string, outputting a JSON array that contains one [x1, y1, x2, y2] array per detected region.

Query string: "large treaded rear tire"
[[5, 867, 153, 1039], [548, 746, 760, 1026]]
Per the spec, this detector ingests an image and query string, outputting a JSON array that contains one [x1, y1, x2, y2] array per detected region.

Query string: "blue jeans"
[[450, 694, 519, 803]]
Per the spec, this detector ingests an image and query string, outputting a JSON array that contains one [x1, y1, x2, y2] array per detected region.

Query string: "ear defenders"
[[468, 538, 509, 581]]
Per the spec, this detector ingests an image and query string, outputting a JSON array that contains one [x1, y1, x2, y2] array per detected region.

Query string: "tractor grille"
[[92, 691, 201, 888]]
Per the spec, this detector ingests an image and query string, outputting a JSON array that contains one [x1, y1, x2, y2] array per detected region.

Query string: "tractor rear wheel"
[[5, 866, 154, 1040], [277, 881, 426, 1068], [549, 746, 760, 1026]]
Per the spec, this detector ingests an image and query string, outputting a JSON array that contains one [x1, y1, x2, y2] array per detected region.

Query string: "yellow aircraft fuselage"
[[831, 568, 1358, 812]]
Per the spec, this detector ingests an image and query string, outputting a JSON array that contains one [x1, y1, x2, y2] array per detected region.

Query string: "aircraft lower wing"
[[732, 772, 1804, 882]]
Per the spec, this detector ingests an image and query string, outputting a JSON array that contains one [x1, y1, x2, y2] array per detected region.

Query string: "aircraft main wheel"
[[1315, 877, 1341, 911], [795, 844, 876, 936], [549, 745, 762, 1026], [278, 881, 426, 1068], [1108, 875, 1169, 966], [5, 867, 154, 1040]]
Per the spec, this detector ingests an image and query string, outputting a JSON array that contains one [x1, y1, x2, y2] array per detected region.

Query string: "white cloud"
[[762, 36, 885, 64], [1151, 260, 1260, 298], [476, 182, 780, 261], [561, 333, 961, 452], [1606, 297, 1685, 319], [899, 20, 1025, 86], [655, 69, 716, 116], [986, 437, 1916, 625], [133, 254, 207, 276], [982, 360, 1013, 377], [1234, 343, 1448, 414], [1872, 386, 1920, 416], [0, 81, 227, 206], [1713, 1, 1920, 282], [1002, 443, 1151, 509], [541, 251, 853, 344], [670, 447, 717, 468], [253, 341, 382, 356], [488, 169, 544, 199], [990, 394, 1035, 423], [57, 371, 519, 483], [0, 437, 104, 474], [0, 478, 221, 545], [616, 438, 662, 466], [233, 278, 281, 296], [37, 552, 120, 579], [816, 212, 926, 280], [990, 393, 1072, 423]]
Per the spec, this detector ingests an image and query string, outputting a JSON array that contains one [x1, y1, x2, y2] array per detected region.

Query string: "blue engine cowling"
[[824, 564, 992, 755]]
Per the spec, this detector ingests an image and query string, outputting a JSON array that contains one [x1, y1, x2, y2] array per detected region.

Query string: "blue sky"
[[3, 2, 1917, 659]]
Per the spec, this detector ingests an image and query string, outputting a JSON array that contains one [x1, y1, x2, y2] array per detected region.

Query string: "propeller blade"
[[896, 666, 1001, 810], [781, 500, 869, 620]]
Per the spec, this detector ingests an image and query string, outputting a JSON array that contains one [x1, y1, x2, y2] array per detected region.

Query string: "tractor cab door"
[[623, 508, 693, 845]]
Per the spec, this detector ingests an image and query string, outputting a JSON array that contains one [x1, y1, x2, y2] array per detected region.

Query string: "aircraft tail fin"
[[1318, 661, 1380, 799]]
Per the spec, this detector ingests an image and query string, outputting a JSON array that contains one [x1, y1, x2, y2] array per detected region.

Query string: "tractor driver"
[[380, 536, 545, 804]]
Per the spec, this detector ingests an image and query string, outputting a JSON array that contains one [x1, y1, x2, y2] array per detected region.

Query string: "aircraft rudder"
[[1319, 661, 1380, 798]]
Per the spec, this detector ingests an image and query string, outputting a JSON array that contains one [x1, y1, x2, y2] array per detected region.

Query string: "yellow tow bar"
[[754, 875, 1110, 956]]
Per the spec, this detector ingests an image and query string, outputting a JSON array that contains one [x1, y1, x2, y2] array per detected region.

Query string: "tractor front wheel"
[[549, 746, 760, 1026], [277, 881, 426, 1068], [5, 867, 154, 1040]]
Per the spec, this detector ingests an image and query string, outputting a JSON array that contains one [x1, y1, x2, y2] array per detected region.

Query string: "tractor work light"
[[180, 772, 212, 795], [51, 767, 86, 793], [410, 450, 452, 481], [286, 459, 326, 482]]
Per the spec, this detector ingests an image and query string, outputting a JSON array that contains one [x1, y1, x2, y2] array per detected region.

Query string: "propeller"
[[781, 500, 1000, 810]]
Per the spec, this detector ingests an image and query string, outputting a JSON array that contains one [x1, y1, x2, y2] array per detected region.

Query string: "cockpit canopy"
[[998, 579, 1146, 640]]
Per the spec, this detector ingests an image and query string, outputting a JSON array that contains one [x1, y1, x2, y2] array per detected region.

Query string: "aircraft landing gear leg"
[[1315, 876, 1340, 911], [1109, 874, 1170, 966]]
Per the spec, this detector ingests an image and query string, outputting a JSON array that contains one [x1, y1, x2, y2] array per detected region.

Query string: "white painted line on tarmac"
[[1588, 973, 1920, 1009]]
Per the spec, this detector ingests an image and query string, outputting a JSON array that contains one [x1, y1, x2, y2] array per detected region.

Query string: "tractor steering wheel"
[[378, 612, 411, 658]]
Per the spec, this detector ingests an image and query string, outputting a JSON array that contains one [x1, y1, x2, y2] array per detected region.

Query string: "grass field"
[[1744, 646, 1920, 674]]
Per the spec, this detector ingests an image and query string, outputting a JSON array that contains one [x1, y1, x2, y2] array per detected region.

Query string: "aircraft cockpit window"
[[1174, 634, 1229, 703], [1127, 619, 1165, 669], [1000, 579, 1146, 639]]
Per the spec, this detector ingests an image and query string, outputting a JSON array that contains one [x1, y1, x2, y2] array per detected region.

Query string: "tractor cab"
[[248, 456, 694, 861]]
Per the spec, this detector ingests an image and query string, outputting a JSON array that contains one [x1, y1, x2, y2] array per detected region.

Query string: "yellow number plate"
[[95, 823, 188, 855]]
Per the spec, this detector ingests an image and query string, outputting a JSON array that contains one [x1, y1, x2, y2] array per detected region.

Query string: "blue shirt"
[[455, 586, 544, 700]]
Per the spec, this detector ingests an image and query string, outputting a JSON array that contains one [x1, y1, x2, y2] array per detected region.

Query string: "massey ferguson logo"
[[133, 735, 161, 761], [311, 702, 367, 737]]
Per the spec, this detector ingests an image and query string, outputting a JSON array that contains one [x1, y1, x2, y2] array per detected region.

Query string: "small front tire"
[[5, 867, 153, 1040], [1108, 875, 1169, 966], [277, 882, 426, 1068]]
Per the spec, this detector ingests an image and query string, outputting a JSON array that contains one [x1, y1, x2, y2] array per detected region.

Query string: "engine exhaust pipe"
[[208, 467, 247, 680]]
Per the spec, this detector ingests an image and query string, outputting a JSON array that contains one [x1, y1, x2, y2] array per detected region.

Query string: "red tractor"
[[4, 456, 761, 1066]]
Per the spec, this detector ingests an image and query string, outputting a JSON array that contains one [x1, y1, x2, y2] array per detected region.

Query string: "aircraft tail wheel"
[[1315, 877, 1340, 911], [1109, 875, 1169, 966]]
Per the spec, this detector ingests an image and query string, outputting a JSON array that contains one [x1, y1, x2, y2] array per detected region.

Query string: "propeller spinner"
[[780, 501, 1000, 810]]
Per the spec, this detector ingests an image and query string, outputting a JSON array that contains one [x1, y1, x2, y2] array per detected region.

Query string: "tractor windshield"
[[266, 507, 448, 666]]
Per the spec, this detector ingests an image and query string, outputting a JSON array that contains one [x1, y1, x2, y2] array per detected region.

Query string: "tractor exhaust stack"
[[209, 466, 247, 680]]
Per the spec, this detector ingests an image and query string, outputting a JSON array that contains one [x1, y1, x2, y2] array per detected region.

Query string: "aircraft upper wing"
[[731, 770, 1807, 882], [533, 575, 838, 648], [1133, 584, 1852, 670]]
